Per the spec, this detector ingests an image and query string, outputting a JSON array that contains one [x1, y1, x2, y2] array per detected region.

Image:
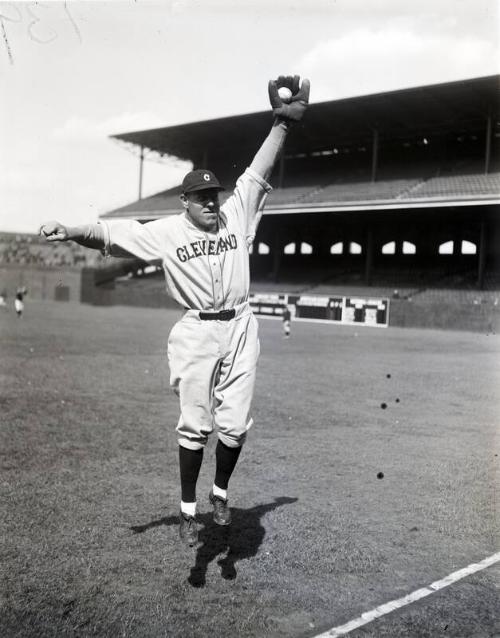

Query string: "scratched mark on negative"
[[25, 2, 58, 44], [0, 1, 83, 64], [64, 1, 82, 43], [1, 17, 13, 63], [0, 2, 22, 64]]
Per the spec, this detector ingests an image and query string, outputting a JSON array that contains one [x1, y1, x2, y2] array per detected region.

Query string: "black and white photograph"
[[1, 1, 499, 636]]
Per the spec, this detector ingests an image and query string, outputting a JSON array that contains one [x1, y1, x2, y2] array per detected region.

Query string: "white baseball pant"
[[167, 302, 260, 450]]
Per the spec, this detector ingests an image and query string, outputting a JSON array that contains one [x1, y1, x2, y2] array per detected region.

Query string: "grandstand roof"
[[111, 75, 499, 159]]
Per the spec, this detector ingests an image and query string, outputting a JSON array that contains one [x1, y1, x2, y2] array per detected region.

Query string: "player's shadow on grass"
[[131, 496, 298, 588]]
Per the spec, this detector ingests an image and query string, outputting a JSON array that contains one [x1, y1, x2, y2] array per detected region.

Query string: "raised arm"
[[39, 221, 105, 250], [249, 75, 310, 182]]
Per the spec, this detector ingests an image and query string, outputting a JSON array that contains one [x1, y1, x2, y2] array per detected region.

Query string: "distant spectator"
[[0, 289, 6, 308], [282, 305, 292, 338], [392, 289, 400, 299], [15, 287, 27, 317]]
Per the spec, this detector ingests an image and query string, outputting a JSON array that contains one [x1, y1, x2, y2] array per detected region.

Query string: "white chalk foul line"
[[314, 551, 500, 638]]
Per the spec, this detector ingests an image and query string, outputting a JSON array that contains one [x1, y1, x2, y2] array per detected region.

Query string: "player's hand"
[[39, 220, 70, 242], [268, 75, 310, 122]]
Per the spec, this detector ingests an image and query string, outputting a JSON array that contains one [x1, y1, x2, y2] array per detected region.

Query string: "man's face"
[[181, 189, 221, 232]]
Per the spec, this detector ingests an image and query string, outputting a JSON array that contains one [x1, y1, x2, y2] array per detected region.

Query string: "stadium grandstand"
[[2, 75, 499, 330]]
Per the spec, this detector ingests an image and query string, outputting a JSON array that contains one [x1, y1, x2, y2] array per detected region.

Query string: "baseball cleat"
[[179, 511, 199, 547], [209, 490, 231, 526]]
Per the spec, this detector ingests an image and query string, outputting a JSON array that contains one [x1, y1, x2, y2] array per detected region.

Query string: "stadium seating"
[[303, 179, 423, 204], [3, 160, 499, 310], [404, 173, 500, 199], [103, 186, 183, 218], [265, 172, 500, 207], [408, 288, 500, 305], [0, 232, 105, 268], [266, 185, 324, 206]]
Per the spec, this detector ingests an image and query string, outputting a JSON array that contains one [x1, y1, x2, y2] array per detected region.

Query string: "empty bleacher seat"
[[404, 173, 500, 199], [303, 179, 422, 204]]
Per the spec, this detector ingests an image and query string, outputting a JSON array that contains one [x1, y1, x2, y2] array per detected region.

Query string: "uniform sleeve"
[[221, 168, 272, 245], [98, 219, 163, 264]]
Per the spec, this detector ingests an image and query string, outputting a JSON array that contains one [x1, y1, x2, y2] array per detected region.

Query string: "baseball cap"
[[182, 169, 225, 194]]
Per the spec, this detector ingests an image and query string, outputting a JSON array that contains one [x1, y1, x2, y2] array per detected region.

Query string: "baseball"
[[278, 86, 293, 102]]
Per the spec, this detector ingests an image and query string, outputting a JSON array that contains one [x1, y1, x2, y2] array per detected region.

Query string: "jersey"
[[99, 168, 271, 311]]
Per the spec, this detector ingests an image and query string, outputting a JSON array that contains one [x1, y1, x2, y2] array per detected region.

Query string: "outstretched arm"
[[249, 75, 310, 182], [39, 221, 105, 250]]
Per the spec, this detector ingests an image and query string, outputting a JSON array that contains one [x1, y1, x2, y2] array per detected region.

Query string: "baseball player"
[[39, 75, 310, 547], [282, 305, 292, 338]]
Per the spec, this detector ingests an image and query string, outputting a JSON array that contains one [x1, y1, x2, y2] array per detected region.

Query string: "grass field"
[[1, 300, 499, 638]]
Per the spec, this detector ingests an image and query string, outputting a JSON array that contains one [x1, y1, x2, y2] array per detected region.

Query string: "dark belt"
[[199, 308, 236, 321]]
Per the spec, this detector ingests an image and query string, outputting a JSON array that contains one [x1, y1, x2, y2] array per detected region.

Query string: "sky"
[[1, 0, 499, 234]]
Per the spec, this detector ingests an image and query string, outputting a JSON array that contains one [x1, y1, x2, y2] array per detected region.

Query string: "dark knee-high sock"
[[179, 446, 203, 502], [214, 440, 242, 490]]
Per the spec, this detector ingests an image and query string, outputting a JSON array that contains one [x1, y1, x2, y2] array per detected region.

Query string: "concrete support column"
[[278, 152, 285, 188], [271, 234, 282, 281], [484, 111, 492, 175]]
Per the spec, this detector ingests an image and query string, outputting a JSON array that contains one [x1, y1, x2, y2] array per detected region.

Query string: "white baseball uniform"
[[99, 167, 272, 450]]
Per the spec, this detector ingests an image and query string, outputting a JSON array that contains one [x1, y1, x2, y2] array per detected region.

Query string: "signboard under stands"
[[249, 293, 389, 327]]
